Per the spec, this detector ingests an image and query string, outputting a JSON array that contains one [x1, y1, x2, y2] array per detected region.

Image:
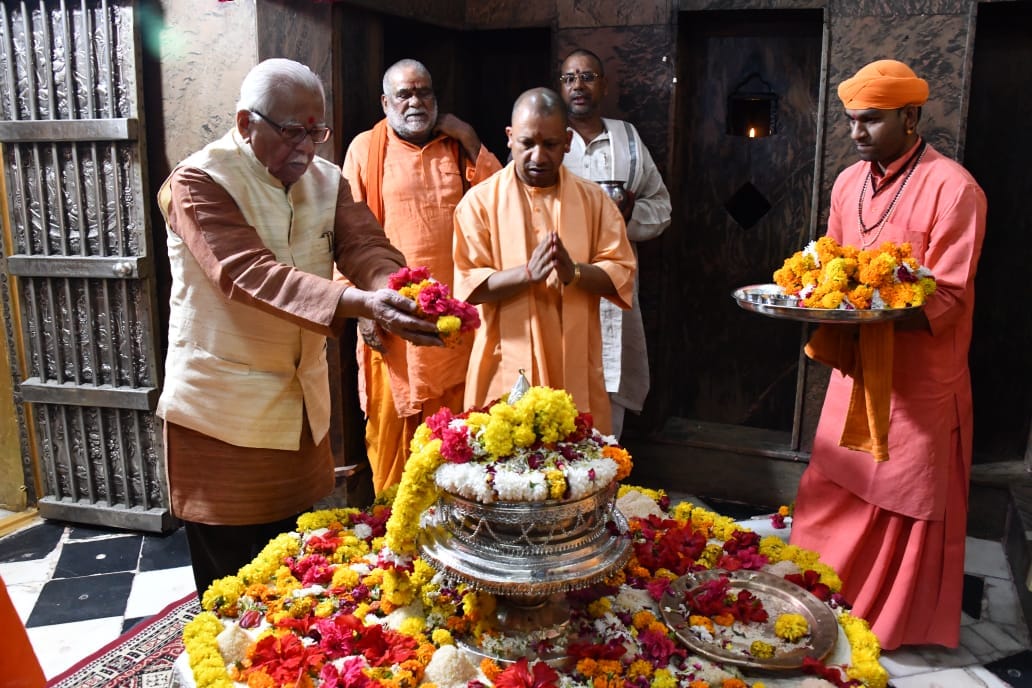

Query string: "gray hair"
[[236, 58, 325, 115], [382, 59, 432, 97]]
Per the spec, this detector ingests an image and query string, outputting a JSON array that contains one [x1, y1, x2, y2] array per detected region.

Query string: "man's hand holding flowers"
[[387, 266, 480, 344]]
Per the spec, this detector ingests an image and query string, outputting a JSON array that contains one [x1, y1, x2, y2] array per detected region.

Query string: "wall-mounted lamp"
[[726, 72, 778, 138]]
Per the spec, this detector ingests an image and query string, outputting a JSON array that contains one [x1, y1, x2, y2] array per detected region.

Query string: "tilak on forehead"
[[838, 59, 929, 110]]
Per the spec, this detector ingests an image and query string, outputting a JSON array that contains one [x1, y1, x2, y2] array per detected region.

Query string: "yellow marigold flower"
[[670, 501, 695, 523], [710, 515, 738, 541], [436, 314, 461, 334], [750, 640, 776, 658], [201, 576, 246, 614], [777, 505, 791, 517], [627, 659, 653, 681], [758, 535, 786, 561], [382, 568, 416, 607], [330, 566, 360, 589], [839, 612, 889, 688], [651, 668, 677, 688], [774, 613, 810, 642], [288, 596, 314, 618], [587, 597, 612, 618], [511, 422, 536, 447], [431, 628, 454, 646], [398, 615, 425, 636], [546, 469, 567, 499], [482, 409, 516, 457], [314, 599, 335, 618]]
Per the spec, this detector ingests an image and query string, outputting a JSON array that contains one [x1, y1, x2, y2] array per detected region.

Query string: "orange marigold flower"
[[245, 672, 277, 688], [576, 657, 599, 676], [713, 612, 735, 626], [480, 658, 503, 680], [632, 610, 657, 629], [602, 445, 633, 481], [688, 614, 715, 633], [722, 679, 748, 688]]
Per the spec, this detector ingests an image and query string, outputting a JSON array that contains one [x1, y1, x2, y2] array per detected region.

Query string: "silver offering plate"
[[733, 283, 921, 323], [418, 482, 630, 598], [661, 569, 838, 671]]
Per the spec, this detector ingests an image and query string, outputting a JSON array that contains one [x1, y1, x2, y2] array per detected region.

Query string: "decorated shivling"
[[177, 384, 888, 688]]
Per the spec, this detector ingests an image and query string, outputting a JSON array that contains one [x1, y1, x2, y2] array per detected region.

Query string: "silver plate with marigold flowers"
[[661, 568, 839, 671], [734, 284, 922, 323]]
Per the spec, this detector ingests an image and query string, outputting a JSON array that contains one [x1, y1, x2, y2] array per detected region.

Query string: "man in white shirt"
[[559, 48, 672, 438]]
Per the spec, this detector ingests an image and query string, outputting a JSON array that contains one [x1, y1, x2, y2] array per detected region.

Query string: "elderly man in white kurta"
[[559, 48, 671, 437]]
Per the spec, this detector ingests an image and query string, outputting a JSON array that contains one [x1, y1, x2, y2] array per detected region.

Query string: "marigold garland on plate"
[[182, 485, 888, 688], [388, 265, 480, 339], [773, 237, 935, 310]]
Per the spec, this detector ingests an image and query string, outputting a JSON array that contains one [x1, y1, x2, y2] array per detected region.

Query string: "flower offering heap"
[[424, 385, 632, 504], [404, 386, 635, 610], [773, 237, 935, 310], [388, 265, 480, 339], [180, 487, 890, 688]]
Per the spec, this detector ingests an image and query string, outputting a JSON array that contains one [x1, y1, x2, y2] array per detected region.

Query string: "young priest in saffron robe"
[[789, 59, 986, 650], [453, 88, 636, 434]]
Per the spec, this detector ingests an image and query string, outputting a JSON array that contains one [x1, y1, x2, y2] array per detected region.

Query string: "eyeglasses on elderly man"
[[251, 109, 332, 144]]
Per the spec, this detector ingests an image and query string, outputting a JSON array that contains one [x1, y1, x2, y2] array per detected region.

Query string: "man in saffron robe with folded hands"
[[790, 59, 987, 650], [343, 59, 502, 495], [453, 88, 636, 435]]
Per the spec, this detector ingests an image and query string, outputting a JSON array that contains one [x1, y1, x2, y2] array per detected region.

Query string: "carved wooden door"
[[0, 0, 171, 531]]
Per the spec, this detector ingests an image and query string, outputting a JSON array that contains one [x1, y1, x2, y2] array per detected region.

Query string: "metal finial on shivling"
[[508, 369, 531, 404]]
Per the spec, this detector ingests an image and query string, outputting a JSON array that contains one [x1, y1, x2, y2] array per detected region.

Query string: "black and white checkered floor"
[[2, 506, 1031, 687], [0, 515, 195, 679]]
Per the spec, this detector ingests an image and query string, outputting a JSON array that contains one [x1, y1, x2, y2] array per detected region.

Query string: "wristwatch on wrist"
[[565, 262, 582, 288]]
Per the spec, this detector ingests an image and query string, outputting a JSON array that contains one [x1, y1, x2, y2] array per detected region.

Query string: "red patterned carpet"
[[47, 592, 198, 688]]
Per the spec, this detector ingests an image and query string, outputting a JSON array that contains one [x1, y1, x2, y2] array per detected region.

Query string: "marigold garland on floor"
[[183, 485, 888, 688]]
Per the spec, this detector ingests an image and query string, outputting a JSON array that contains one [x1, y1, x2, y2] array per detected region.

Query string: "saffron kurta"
[[563, 117, 671, 417], [343, 124, 502, 492], [790, 140, 987, 649], [160, 134, 405, 525], [343, 124, 502, 415], [452, 164, 636, 434]]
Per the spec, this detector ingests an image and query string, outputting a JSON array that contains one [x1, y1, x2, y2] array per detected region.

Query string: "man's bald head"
[[506, 88, 571, 188], [511, 88, 568, 128]]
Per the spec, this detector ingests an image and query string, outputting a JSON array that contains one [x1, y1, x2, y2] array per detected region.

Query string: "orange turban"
[[837, 60, 929, 109]]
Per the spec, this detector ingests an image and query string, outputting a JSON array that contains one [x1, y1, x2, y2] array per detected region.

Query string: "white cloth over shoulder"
[[564, 118, 671, 411]]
